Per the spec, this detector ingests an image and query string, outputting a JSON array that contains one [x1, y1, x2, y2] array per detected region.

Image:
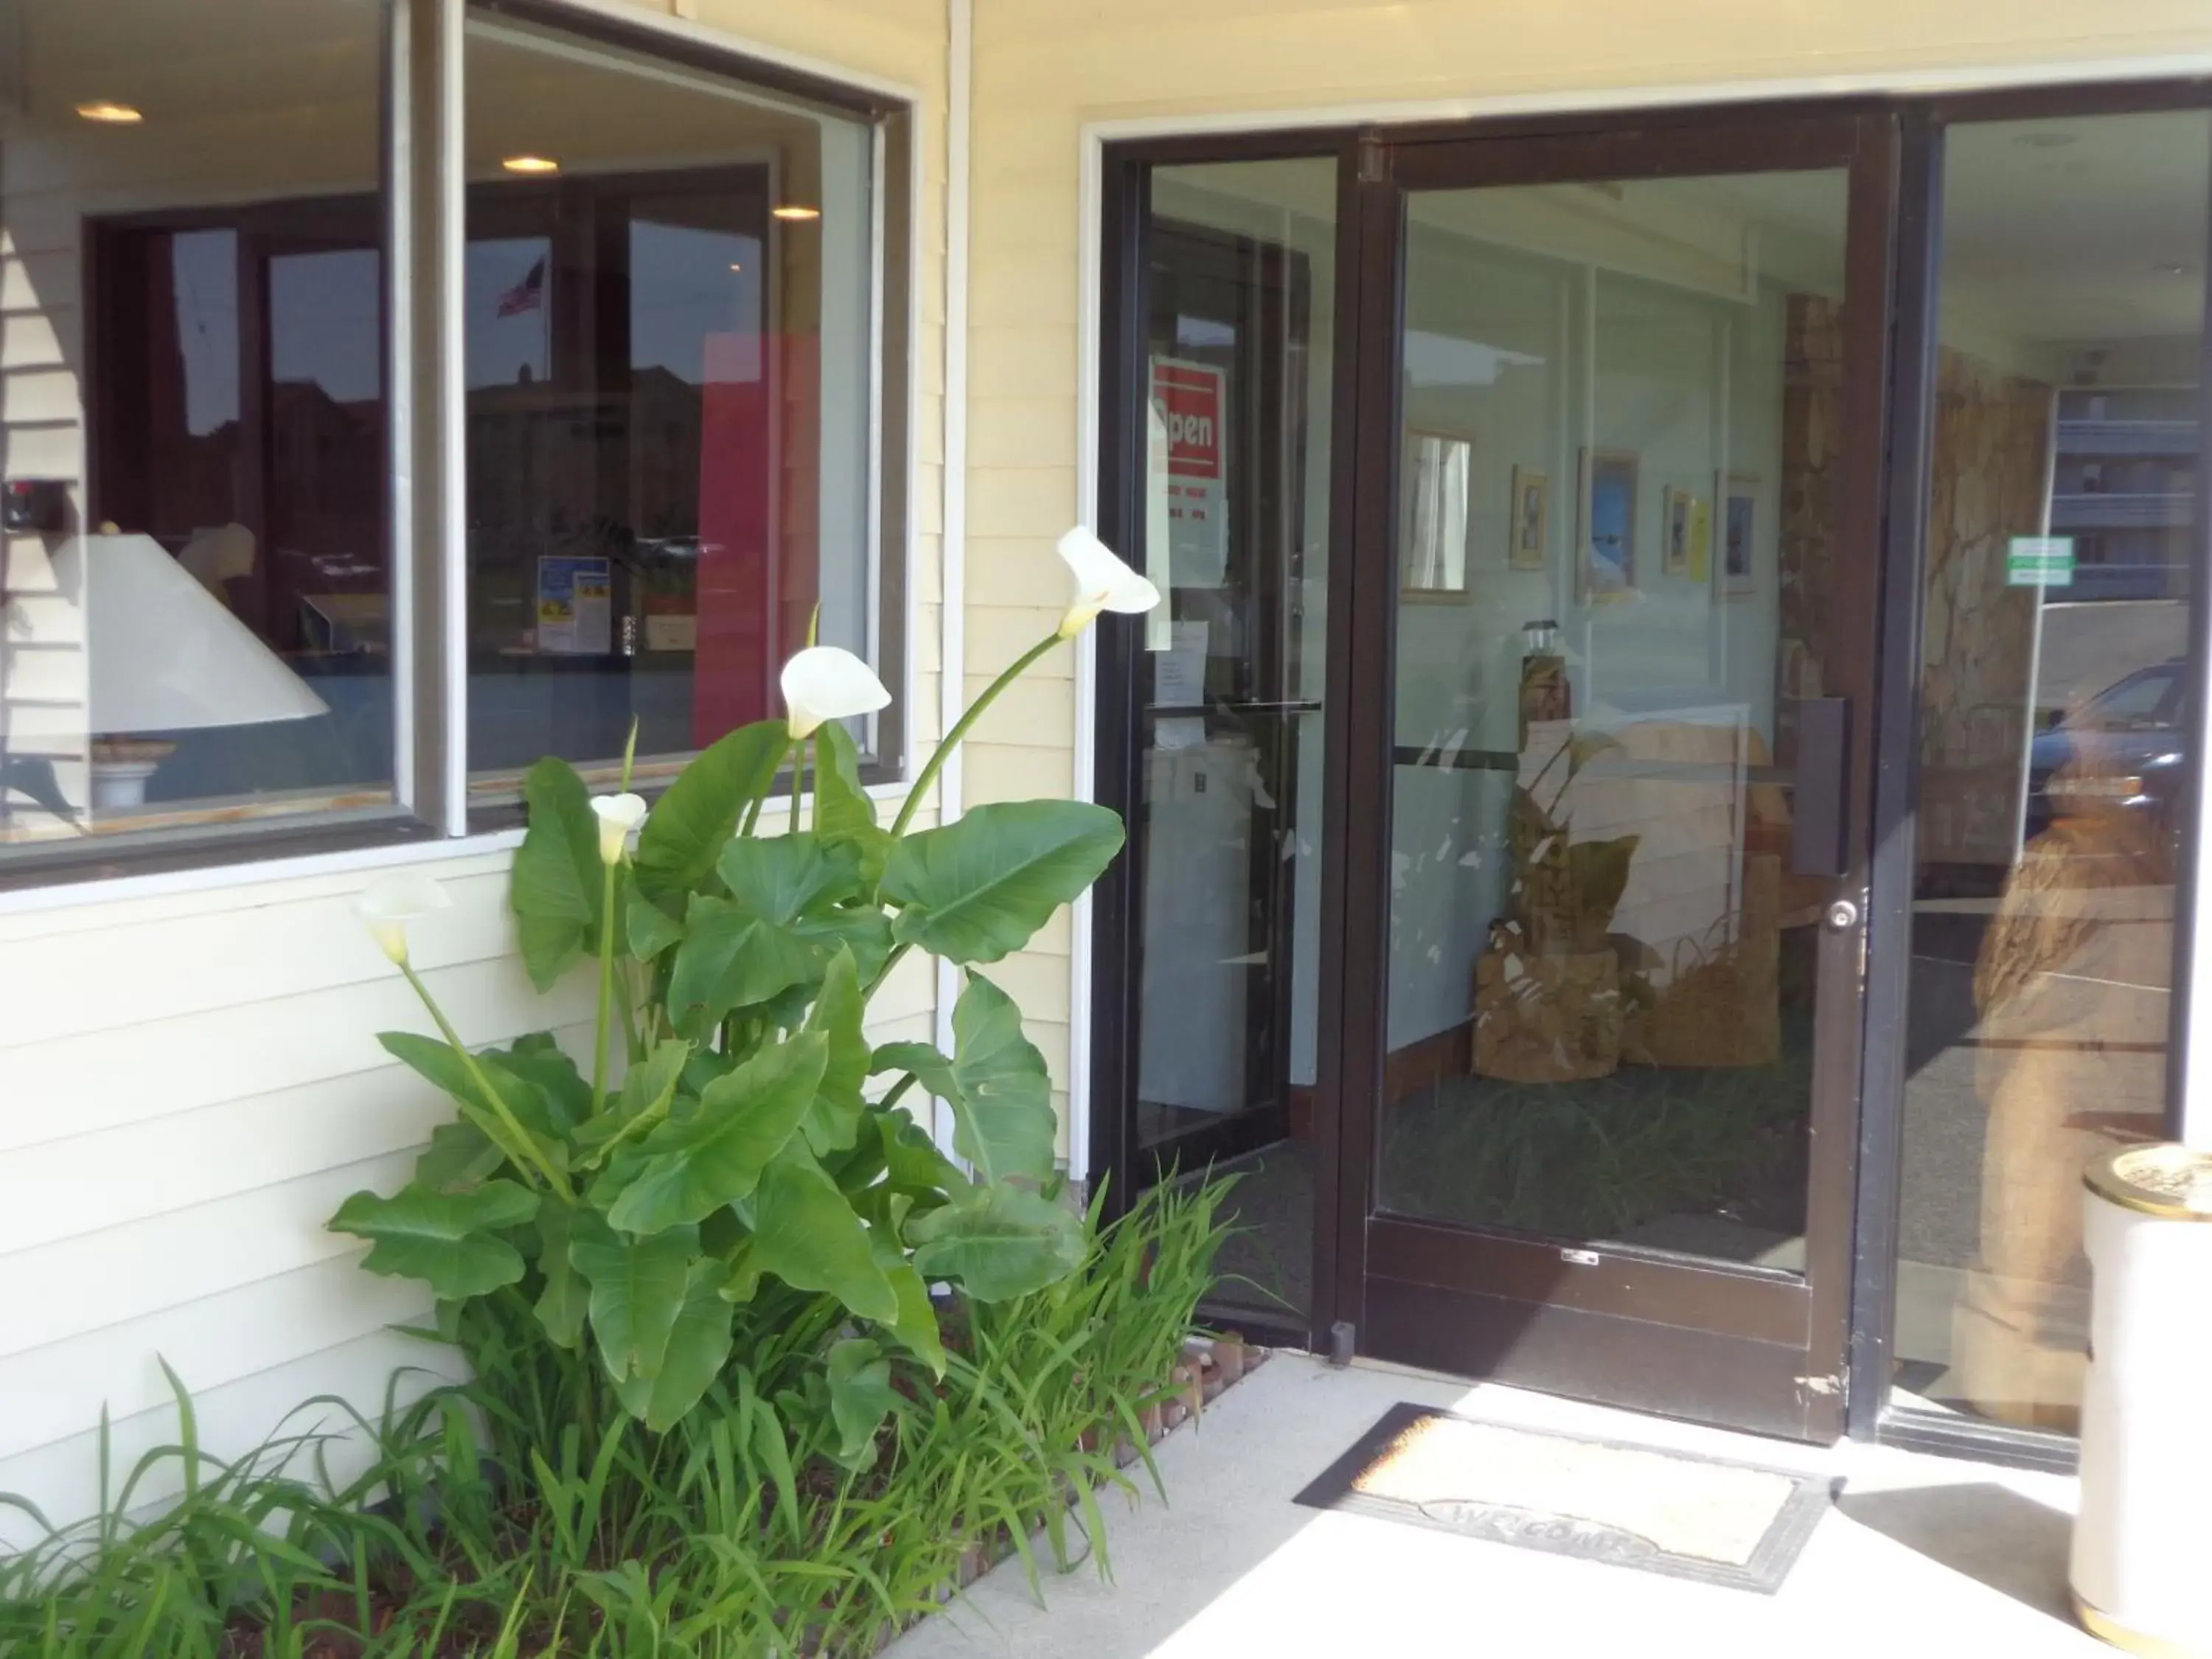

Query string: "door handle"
[[1788, 697, 1851, 878]]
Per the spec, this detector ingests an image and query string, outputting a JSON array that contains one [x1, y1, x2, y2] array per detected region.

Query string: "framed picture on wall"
[[1401, 428, 1472, 602], [1579, 448, 1638, 602], [1660, 485, 1709, 580], [1722, 473, 1758, 599], [1508, 465, 1549, 571]]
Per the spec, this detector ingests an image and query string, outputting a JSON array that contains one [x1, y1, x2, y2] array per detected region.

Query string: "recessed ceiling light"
[[771, 204, 821, 222], [75, 100, 142, 124], [728, 262, 744, 272], [2013, 129, 2079, 150], [501, 153, 559, 175]]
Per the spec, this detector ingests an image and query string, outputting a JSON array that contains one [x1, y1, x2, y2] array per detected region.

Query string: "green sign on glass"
[[2006, 535, 2074, 588]]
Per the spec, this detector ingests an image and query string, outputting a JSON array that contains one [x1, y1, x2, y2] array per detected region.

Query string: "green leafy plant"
[[1, 1176, 1234, 1658], [330, 529, 1164, 1445]]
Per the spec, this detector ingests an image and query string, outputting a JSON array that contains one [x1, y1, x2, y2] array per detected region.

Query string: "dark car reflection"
[[2025, 658, 2185, 841]]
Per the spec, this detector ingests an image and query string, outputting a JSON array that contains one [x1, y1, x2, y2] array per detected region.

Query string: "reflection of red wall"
[[692, 332, 820, 744]]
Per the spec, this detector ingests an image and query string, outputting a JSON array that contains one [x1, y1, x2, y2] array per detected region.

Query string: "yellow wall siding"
[[0, 0, 950, 1543]]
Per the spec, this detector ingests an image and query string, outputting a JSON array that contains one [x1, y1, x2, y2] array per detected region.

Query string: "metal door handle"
[[1826, 899, 1860, 932]]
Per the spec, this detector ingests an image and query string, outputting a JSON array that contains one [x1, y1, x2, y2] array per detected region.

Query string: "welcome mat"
[[1293, 1402, 1832, 1593]]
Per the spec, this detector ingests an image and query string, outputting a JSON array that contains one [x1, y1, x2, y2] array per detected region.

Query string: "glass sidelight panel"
[[1376, 170, 1854, 1267], [1130, 159, 1337, 1321], [1892, 111, 2208, 1433]]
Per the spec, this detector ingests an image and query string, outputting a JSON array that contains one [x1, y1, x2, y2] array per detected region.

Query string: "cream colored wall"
[[961, 0, 2212, 1157], [0, 0, 949, 1545]]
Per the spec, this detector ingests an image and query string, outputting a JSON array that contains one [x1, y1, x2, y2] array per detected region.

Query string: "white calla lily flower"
[[780, 645, 891, 740], [1055, 526, 1161, 639], [355, 872, 452, 967], [590, 792, 648, 865]]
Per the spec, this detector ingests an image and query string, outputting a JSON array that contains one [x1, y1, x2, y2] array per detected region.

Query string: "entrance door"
[[1332, 115, 1896, 1439]]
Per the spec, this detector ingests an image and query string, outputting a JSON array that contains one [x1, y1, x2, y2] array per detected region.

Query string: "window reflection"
[[462, 17, 878, 791], [1895, 111, 2207, 1433]]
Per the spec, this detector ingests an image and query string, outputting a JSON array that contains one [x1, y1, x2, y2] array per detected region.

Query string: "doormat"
[[1293, 1402, 1832, 1593]]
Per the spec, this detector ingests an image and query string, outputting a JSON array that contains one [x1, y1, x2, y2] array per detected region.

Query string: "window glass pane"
[[0, 0, 392, 859], [1895, 111, 2208, 1433], [1133, 158, 1337, 1322], [1374, 171, 1848, 1265], [462, 15, 878, 792]]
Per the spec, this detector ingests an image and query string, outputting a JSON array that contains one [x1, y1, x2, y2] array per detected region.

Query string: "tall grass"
[[0, 1178, 1233, 1659]]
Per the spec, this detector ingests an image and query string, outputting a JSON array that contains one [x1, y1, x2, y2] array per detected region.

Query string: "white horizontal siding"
[[0, 0, 952, 1554]]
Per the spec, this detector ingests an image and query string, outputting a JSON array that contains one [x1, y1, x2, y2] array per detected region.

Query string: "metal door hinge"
[[1357, 137, 1386, 185], [1328, 1320, 1356, 1367]]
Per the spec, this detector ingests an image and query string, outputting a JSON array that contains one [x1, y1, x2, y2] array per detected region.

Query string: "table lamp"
[[55, 532, 330, 810]]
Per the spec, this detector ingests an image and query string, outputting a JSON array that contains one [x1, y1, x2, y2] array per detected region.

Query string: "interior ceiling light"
[[728, 262, 744, 272], [501, 154, 559, 175], [75, 100, 142, 124], [771, 204, 821, 221]]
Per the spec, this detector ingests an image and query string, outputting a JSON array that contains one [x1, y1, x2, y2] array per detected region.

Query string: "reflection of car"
[[2025, 659, 2185, 840]]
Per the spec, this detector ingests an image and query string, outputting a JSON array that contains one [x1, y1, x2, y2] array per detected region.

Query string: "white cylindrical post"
[[2070, 1144, 2212, 1655]]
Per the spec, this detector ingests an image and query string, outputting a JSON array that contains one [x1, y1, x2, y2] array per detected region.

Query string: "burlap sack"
[[1472, 946, 1622, 1083]]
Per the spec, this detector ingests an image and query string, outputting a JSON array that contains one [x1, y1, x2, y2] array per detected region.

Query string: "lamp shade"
[[58, 533, 329, 734]]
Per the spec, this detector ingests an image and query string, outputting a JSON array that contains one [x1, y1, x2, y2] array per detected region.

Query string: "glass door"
[[1335, 116, 1896, 1439]]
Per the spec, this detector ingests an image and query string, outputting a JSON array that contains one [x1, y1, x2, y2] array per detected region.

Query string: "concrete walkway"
[[886, 1354, 2104, 1659]]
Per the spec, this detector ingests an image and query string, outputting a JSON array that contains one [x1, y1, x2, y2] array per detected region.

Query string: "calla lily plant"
[[334, 529, 1161, 1445]]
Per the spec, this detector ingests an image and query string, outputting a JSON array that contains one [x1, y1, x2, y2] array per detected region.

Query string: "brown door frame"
[[1327, 110, 1901, 1441]]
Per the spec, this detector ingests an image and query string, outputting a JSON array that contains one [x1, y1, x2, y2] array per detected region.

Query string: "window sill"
[[0, 772, 922, 918]]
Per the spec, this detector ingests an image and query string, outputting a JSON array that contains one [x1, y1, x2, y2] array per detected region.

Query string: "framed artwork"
[[1722, 474, 1758, 598], [1508, 465, 1550, 571], [1579, 448, 1638, 602], [1400, 428, 1472, 601], [1660, 485, 1709, 580]]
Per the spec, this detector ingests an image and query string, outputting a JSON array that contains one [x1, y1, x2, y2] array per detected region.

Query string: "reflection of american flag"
[[495, 256, 545, 318]]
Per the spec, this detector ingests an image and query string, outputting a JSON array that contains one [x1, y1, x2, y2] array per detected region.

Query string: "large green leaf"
[[748, 1146, 898, 1323], [485, 1034, 590, 1135], [414, 1116, 504, 1192], [624, 875, 685, 961], [613, 1260, 733, 1430], [574, 1038, 691, 1164], [633, 720, 789, 906], [511, 757, 605, 990], [603, 1034, 828, 1234], [800, 949, 868, 1156], [716, 835, 861, 925], [880, 801, 1126, 964], [570, 1216, 700, 1382], [532, 1200, 588, 1349], [825, 1338, 895, 1469], [870, 1231, 946, 1377], [815, 720, 894, 890], [905, 1183, 1084, 1301], [664, 838, 872, 1040], [380, 1031, 566, 1180], [331, 1180, 538, 1300], [946, 973, 1055, 1184], [867, 974, 1053, 1187], [664, 894, 821, 1041], [869, 1103, 966, 1197]]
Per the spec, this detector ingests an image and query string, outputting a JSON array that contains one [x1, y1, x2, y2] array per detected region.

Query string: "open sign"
[[1154, 361, 1224, 481]]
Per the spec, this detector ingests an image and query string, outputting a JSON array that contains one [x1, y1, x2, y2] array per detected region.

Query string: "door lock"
[[1826, 898, 1860, 933]]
